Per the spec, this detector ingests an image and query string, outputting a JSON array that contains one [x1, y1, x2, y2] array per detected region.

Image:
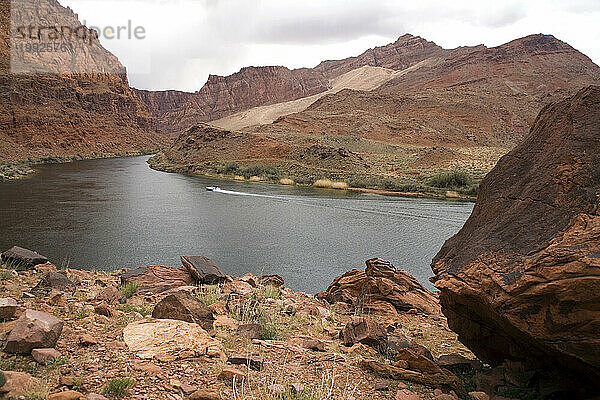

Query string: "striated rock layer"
[[0, 0, 164, 162], [139, 66, 330, 135], [431, 86, 600, 394], [319, 258, 440, 316]]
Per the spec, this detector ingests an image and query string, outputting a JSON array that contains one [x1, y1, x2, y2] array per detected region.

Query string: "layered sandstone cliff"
[[139, 66, 331, 135], [431, 86, 600, 395], [0, 0, 164, 162], [263, 34, 600, 148]]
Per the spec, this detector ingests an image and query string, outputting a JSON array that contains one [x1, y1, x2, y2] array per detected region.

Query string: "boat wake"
[[209, 188, 468, 225]]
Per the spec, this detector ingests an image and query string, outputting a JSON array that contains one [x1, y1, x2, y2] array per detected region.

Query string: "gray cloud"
[[62, 0, 600, 91]]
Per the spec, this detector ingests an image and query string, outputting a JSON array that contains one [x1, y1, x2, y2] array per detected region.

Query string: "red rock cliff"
[[0, 0, 164, 162], [431, 85, 600, 396]]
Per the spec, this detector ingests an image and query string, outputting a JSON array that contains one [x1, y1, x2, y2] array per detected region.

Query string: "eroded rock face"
[[320, 258, 440, 315], [5, 309, 63, 354], [431, 86, 600, 393], [0, 0, 164, 163]]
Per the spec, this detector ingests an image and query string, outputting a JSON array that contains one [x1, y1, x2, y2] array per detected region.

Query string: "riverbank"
[[147, 157, 479, 202], [0, 252, 498, 400], [0, 149, 160, 182]]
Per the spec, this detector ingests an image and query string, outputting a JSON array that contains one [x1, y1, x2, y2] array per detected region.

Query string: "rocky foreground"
[[0, 248, 504, 400]]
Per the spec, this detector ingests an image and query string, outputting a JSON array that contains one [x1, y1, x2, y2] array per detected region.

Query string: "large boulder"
[[32, 272, 76, 293], [431, 86, 600, 395], [94, 286, 126, 305], [120, 266, 193, 294], [181, 256, 227, 284], [4, 309, 64, 354], [1, 246, 48, 268], [152, 291, 215, 332], [341, 317, 388, 350], [320, 258, 440, 315], [0, 371, 41, 398], [123, 319, 223, 360]]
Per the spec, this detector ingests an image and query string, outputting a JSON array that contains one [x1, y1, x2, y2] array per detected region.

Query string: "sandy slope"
[[210, 62, 434, 130]]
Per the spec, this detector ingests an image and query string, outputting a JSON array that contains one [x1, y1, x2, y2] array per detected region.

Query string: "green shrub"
[[196, 285, 221, 306], [0, 269, 11, 281], [428, 169, 473, 189], [231, 298, 264, 324], [73, 306, 88, 320], [260, 319, 286, 340], [103, 377, 135, 397], [45, 356, 68, 369], [262, 285, 282, 300], [120, 282, 139, 298]]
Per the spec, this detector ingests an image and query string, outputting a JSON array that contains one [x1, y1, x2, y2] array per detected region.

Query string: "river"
[[0, 156, 473, 293]]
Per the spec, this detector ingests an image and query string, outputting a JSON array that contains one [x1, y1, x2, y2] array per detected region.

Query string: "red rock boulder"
[[431, 86, 600, 395], [321, 258, 440, 315]]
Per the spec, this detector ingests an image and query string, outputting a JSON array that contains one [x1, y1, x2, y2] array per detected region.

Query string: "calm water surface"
[[0, 156, 473, 293]]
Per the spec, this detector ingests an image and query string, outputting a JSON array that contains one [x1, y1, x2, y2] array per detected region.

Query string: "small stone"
[[222, 280, 254, 297], [0, 371, 40, 398], [180, 384, 196, 395], [0, 298, 18, 319], [4, 309, 63, 354], [31, 348, 61, 364], [190, 389, 220, 400], [468, 393, 490, 400], [152, 291, 215, 332], [60, 374, 75, 386], [218, 367, 246, 385], [396, 389, 420, 400], [236, 323, 263, 339], [375, 380, 390, 391], [227, 354, 263, 371], [301, 338, 325, 352], [48, 391, 84, 400], [32, 272, 76, 293], [79, 334, 98, 346], [435, 395, 456, 400], [85, 394, 109, 400]]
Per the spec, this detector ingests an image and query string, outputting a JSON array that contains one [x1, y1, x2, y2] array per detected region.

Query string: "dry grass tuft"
[[313, 179, 333, 188], [249, 176, 262, 182], [279, 178, 294, 185], [331, 181, 348, 190]]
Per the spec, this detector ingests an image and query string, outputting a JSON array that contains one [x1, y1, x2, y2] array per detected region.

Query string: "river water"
[[0, 156, 473, 293]]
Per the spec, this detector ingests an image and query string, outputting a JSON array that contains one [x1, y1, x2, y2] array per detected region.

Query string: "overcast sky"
[[61, 0, 600, 92]]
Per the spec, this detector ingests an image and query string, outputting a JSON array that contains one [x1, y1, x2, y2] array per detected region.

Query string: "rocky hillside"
[[1, 247, 521, 400], [0, 0, 165, 163], [148, 34, 599, 195], [263, 34, 600, 148], [431, 85, 600, 397], [138, 35, 443, 135]]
